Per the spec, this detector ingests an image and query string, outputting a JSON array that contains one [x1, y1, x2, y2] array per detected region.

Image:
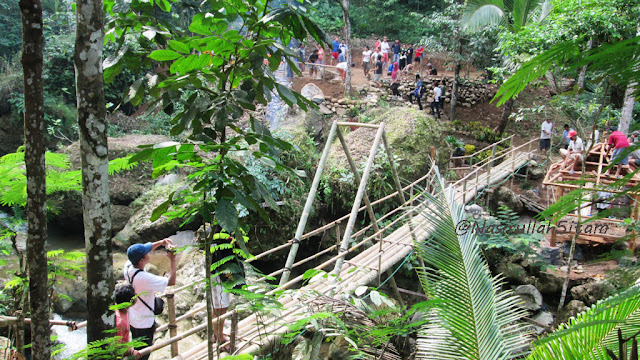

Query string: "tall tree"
[[75, 0, 114, 345], [463, 0, 552, 135], [19, 0, 51, 358]]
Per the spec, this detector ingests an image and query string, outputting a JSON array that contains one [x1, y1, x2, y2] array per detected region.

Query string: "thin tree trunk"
[[497, 98, 514, 136], [204, 226, 214, 360], [75, 0, 114, 346], [619, 82, 636, 136], [20, 0, 51, 358], [544, 71, 559, 95], [575, 38, 593, 103], [449, 38, 462, 121], [340, 0, 352, 95]]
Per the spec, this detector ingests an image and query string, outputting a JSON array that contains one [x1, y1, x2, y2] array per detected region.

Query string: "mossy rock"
[[321, 107, 449, 211]]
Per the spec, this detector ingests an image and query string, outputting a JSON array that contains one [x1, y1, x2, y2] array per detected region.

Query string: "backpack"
[[126, 266, 165, 316]]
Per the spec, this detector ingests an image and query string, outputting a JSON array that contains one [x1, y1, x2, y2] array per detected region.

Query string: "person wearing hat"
[[606, 125, 630, 178], [124, 239, 176, 360], [559, 130, 583, 174]]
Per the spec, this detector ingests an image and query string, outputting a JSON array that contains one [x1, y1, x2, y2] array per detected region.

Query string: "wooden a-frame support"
[[279, 120, 414, 303]]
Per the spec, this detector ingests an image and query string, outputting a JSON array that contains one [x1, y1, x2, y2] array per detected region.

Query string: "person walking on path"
[[124, 239, 177, 360], [406, 44, 414, 69], [414, 44, 424, 74], [297, 43, 306, 73], [339, 40, 348, 59], [408, 74, 425, 110], [331, 37, 340, 65], [308, 49, 319, 78], [430, 80, 442, 119], [539, 118, 553, 154], [372, 55, 383, 83], [374, 38, 381, 52], [392, 40, 401, 63], [391, 61, 399, 82], [607, 125, 631, 178], [362, 46, 372, 78], [380, 37, 390, 67]]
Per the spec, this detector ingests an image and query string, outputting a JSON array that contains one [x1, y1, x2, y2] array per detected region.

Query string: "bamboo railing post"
[[15, 311, 24, 358], [333, 124, 385, 279], [281, 121, 338, 286], [166, 290, 178, 357], [230, 310, 238, 354], [474, 170, 480, 203]]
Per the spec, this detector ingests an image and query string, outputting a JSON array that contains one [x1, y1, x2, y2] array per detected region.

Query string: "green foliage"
[[475, 205, 544, 260], [66, 329, 146, 360], [413, 170, 529, 359], [527, 287, 640, 360], [445, 135, 465, 149], [464, 144, 476, 154]]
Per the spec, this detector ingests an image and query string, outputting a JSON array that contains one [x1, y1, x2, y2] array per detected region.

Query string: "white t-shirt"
[[434, 86, 442, 102], [381, 42, 390, 54], [569, 137, 584, 152], [124, 261, 169, 329], [336, 62, 348, 71], [362, 50, 372, 63], [540, 121, 553, 139], [339, 43, 347, 54]]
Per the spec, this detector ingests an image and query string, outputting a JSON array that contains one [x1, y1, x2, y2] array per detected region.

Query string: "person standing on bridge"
[[124, 239, 177, 360]]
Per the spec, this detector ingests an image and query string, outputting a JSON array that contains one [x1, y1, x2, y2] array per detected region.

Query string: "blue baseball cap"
[[127, 242, 153, 264]]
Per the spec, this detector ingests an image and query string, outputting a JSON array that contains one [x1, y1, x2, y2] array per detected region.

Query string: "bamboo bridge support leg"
[[280, 121, 338, 286], [333, 124, 386, 280], [167, 291, 178, 357], [631, 195, 640, 251], [474, 171, 479, 204], [15, 310, 24, 359], [230, 310, 238, 354], [510, 140, 515, 189]]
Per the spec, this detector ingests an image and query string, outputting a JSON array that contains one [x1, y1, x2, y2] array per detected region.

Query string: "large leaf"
[[414, 168, 529, 360], [148, 49, 182, 61], [216, 198, 238, 232], [527, 287, 640, 360]]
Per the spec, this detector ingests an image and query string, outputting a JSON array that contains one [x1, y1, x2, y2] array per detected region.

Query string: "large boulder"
[[52, 278, 87, 316], [515, 284, 543, 311], [531, 311, 554, 335], [300, 83, 325, 104], [50, 135, 170, 231], [535, 270, 564, 296], [322, 107, 449, 210], [570, 280, 615, 305], [490, 186, 524, 213], [112, 181, 200, 248], [497, 262, 531, 285]]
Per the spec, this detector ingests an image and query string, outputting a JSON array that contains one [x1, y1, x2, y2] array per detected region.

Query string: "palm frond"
[[513, 0, 552, 32], [527, 287, 640, 360], [462, 0, 506, 32], [413, 169, 530, 360]]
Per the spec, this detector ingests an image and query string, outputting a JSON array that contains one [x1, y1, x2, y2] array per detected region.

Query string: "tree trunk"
[[497, 98, 514, 136], [449, 38, 462, 121], [575, 38, 593, 103], [619, 82, 636, 136], [20, 0, 51, 358], [75, 0, 114, 345], [340, 0, 351, 95]]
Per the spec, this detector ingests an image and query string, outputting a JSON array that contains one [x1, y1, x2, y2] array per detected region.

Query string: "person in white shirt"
[[559, 130, 584, 174], [539, 119, 553, 154], [362, 46, 372, 78], [124, 239, 177, 360], [430, 80, 442, 119], [380, 37, 390, 67], [338, 40, 348, 58], [336, 61, 348, 81]]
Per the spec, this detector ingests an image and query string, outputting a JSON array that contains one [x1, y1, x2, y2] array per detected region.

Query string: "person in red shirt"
[[607, 125, 630, 178], [115, 285, 141, 359], [414, 44, 424, 74]]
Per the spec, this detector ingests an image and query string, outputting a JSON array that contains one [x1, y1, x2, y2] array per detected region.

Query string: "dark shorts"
[[613, 147, 629, 165], [539, 138, 551, 150], [414, 56, 421, 63], [130, 322, 157, 360], [363, 61, 371, 71]]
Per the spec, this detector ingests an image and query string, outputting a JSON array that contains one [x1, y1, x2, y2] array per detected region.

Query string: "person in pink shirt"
[[115, 285, 141, 359], [607, 125, 631, 178], [316, 44, 324, 65]]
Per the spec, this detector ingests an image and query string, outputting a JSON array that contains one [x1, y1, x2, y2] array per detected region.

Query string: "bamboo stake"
[[280, 121, 338, 285], [333, 124, 385, 278], [167, 290, 178, 357], [230, 310, 238, 354]]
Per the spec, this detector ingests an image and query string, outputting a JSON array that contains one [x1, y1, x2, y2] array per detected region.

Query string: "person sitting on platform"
[[559, 130, 583, 174]]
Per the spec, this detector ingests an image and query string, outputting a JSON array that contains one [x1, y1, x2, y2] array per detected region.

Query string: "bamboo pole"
[[166, 290, 178, 357], [336, 121, 380, 129], [280, 121, 338, 285], [333, 124, 386, 278], [157, 303, 207, 332], [230, 310, 238, 354]]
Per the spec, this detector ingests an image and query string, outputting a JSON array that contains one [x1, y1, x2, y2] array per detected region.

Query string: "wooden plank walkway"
[[168, 148, 534, 360]]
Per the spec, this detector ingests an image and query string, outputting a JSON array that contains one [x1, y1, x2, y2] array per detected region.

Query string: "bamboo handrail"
[[451, 135, 514, 159]]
